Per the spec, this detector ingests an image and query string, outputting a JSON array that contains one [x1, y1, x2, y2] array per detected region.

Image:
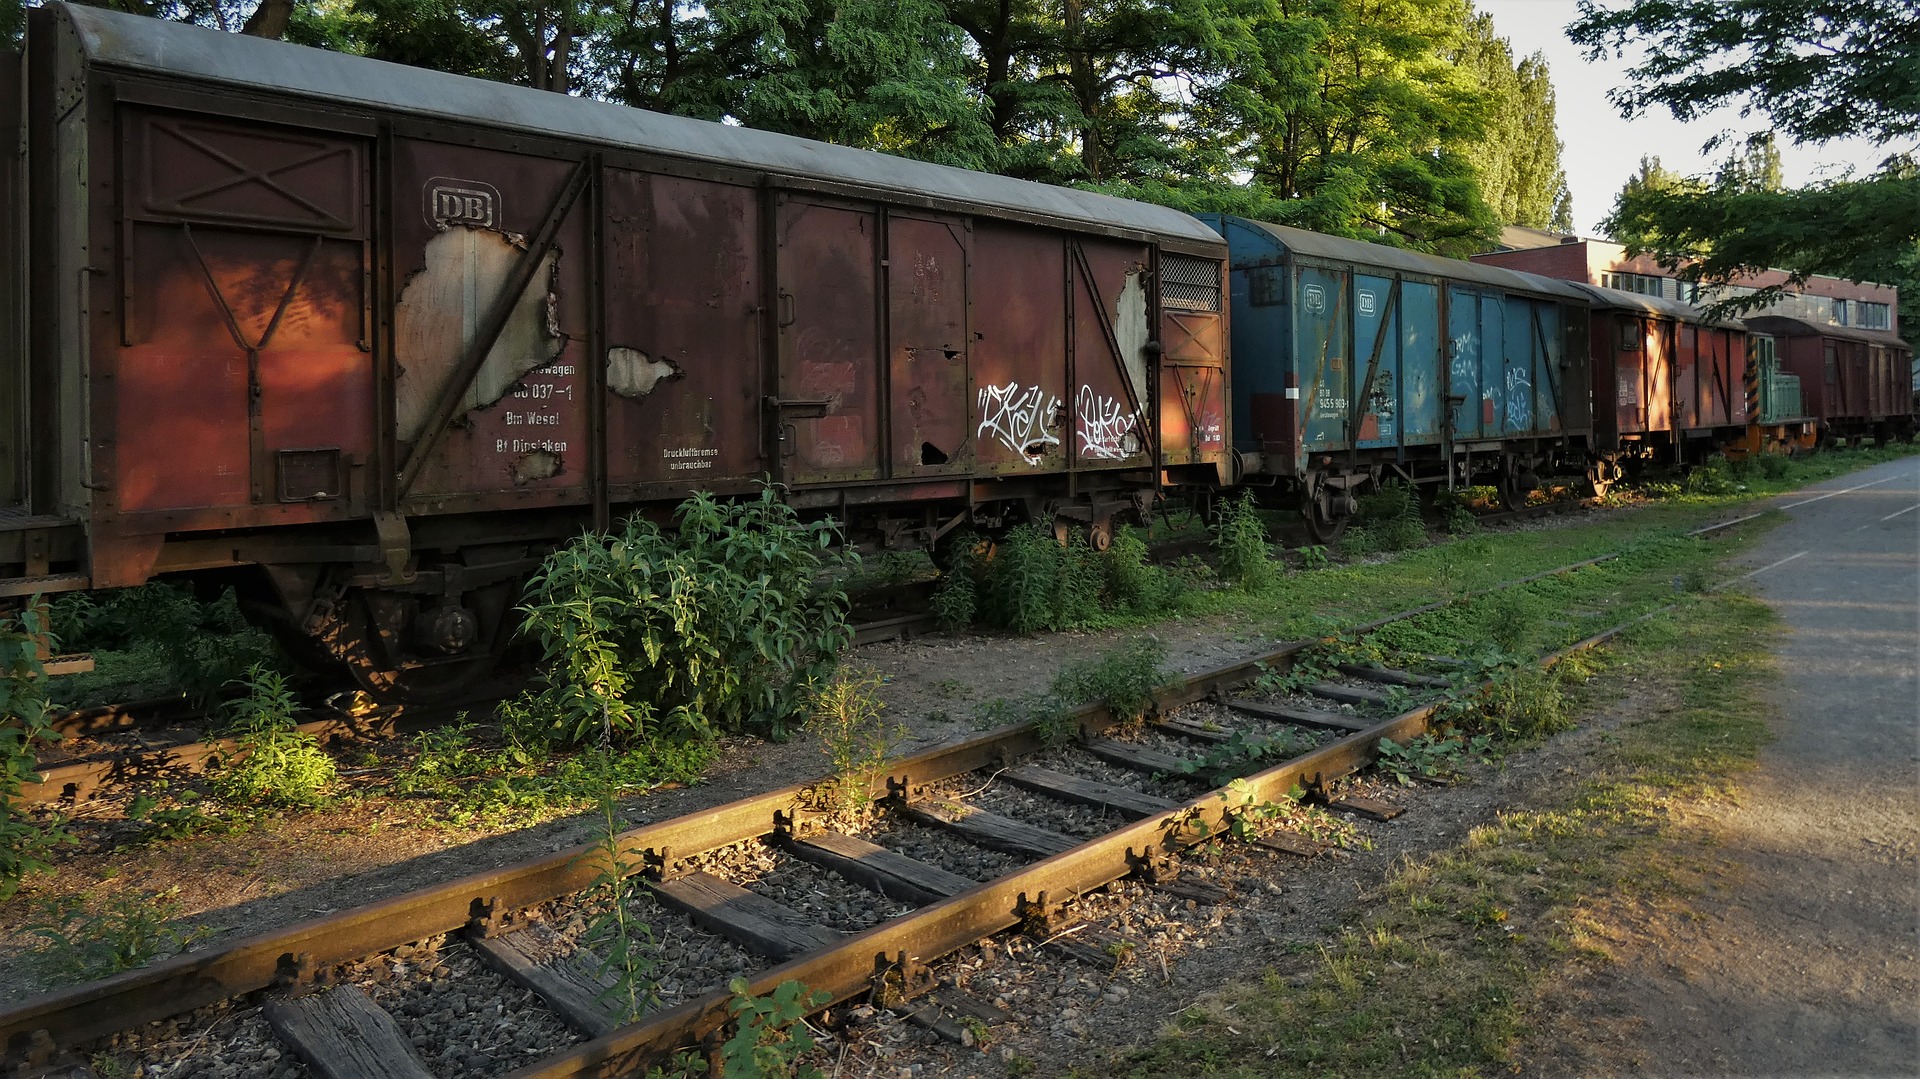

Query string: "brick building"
[[1472, 226, 1899, 337]]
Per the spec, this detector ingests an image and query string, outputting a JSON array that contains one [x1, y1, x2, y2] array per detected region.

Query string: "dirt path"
[[1526, 457, 1920, 1076]]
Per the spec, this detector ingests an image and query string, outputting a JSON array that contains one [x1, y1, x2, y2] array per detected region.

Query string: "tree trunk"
[[241, 0, 296, 39]]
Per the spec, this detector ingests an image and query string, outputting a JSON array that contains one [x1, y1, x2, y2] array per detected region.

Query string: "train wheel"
[[1302, 486, 1352, 546], [1496, 471, 1529, 512], [319, 585, 514, 705], [1586, 459, 1622, 499]]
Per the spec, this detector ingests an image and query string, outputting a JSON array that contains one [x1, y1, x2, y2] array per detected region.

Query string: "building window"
[[1860, 301, 1892, 330], [1832, 298, 1849, 325], [1600, 271, 1665, 296]]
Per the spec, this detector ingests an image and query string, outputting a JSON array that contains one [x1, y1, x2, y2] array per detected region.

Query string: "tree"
[[1453, 10, 1573, 232], [1570, 0, 1920, 338]]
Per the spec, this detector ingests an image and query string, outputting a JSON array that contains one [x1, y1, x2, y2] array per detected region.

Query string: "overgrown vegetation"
[[974, 637, 1183, 747], [648, 979, 832, 1079], [1341, 481, 1428, 557], [1213, 491, 1277, 590], [26, 887, 208, 985], [932, 524, 1187, 634], [1118, 588, 1779, 1077], [809, 665, 904, 814], [517, 486, 852, 746], [209, 664, 337, 808], [49, 583, 280, 706], [1, 607, 73, 896]]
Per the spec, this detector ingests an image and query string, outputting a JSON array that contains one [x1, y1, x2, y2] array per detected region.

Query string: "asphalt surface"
[[1619, 456, 1920, 1076]]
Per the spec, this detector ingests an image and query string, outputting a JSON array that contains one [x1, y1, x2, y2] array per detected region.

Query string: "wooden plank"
[[1155, 715, 1235, 744], [1225, 699, 1370, 733], [648, 872, 842, 961], [895, 987, 1011, 1045], [783, 831, 977, 905], [264, 986, 434, 1079], [469, 923, 631, 1038], [899, 800, 1077, 858], [1250, 831, 1330, 858], [1152, 877, 1232, 906], [1036, 924, 1130, 971], [1001, 765, 1177, 820], [1304, 681, 1395, 707], [1329, 794, 1403, 821], [1084, 737, 1197, 777], [1336, 663, 1447, 689]]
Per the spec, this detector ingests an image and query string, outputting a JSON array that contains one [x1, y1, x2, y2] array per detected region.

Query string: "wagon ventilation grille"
[[1161, 255, 1223, 313]]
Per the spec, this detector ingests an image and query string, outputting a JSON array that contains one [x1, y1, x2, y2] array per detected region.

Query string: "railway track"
[[0, 516, 1752, 1078]]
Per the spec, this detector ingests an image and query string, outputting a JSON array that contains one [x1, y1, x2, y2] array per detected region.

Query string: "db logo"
[[424, 177, 500, 229]]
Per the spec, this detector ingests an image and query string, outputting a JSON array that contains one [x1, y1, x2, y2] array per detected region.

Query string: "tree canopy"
[[4, 0, 1579, 256], [1572, 0, 1918, 338]]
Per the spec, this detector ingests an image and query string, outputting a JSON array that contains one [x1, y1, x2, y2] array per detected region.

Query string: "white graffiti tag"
[[977, 382, 1061, 464], [1076, 385, 1142, 460], [1505, 367, 1533, 430]]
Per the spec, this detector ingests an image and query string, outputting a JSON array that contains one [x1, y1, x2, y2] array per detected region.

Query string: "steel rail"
[[0, 512, 1758, 1063]]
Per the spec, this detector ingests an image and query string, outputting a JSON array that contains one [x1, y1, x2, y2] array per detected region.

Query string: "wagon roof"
[[1569, 283, 1745, 329], [1211, 217, 1592, 303], [50, 3, 1223, 248], [1743, 315, 1910, 350]]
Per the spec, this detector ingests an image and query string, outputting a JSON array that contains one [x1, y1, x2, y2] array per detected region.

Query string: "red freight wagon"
[[1577, 284, 1750, 481], [0, 4, 1228, 698], [1744, 317, 1916, 445]]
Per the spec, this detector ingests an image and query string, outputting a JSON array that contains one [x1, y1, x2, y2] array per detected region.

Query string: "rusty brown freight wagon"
[[1743, 317, 1916, 445], [1577, 284, 1751, 482], [0, 4, 1229, 698]]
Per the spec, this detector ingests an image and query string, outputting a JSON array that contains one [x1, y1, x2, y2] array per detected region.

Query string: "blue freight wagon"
[[1194, 216, 1595, 540]]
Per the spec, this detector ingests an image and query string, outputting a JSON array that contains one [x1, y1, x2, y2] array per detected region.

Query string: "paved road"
[[1620, 456, 1920, 1075]]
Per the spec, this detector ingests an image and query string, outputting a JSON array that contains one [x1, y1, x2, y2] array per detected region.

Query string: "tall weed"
[[810, 666, 904, 814], [518, 485, 851, 745], [211, 665, 336, 807], [1, 607, 74, 895], [1213, 491, 1277, 590]]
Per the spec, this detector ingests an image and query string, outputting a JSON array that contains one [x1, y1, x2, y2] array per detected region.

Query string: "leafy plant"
[[1050, 637, 1182, 728], [125, 789, 228, 842], [210, 664, 336, 807], [579, 754, 659, 1023], [27, 888, 209, 984], [1103, 525, 1184, 611], [1212, 490, 1277, 590], [1374, 733, 1491, 786], [929, 532, 984, 629], [717, 977, 831, 1079], [54, 583, 281, 706], [1298, 545, 1331, 571], [1, 606, 74, 895], [810, 665, 904, 813], [518, 485, 852, 746]]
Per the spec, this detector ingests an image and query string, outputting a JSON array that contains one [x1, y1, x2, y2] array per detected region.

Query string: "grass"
[[1113, 586, 1781, 1078]]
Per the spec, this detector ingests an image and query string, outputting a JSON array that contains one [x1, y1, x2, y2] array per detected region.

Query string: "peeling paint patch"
[[511, 449, 561, 485], [1116, 269, 1151, 407], [394, 228, 565, 441], [608, 346, 681, 399]]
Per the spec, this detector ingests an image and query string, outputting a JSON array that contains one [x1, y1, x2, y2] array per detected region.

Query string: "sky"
[[1477, 0, 1892, 237]]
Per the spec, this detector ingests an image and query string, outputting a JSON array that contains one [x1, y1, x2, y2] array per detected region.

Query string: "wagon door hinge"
[[371, 511, 415, 584]]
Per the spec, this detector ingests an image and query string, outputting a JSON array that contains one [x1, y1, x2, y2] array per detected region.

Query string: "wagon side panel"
[[886, 212, 971, 478], [1070, 238, 1154, 468], [602, 168, 764, 490], [969, 224, 1067, 474]]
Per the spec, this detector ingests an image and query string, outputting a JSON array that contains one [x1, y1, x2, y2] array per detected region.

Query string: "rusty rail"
[[0, 512, 1760, 1065]]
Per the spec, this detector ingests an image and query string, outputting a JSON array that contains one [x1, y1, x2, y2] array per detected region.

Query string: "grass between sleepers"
[[1107, 586, 1780, 1078]]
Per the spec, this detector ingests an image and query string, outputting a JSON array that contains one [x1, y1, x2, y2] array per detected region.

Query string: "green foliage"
[[389, 710, 713, 829], [1374, 733, 1491, 786], [579, 753, 658, 1024], [1451, 666, 1573, 743], [1685, 462, 1738, 495], [1212, 491, 1277, 591], [1051, 637, 1183, 727], [1753, 453, 1791, 480], [1351, 482, 1428, 553], [518, 486, 851, 746], [125, 789, 229, 842], [1572, 1, 1918, 330], [1297, 545, 1331, 571], [27, 888, 209, 985], [717, 977, 831, 1079], [1104, 525, 1184, 612], [1, 607, 74, 896], [210, 665, 336, 808], [939, 523, 1184, 634], [51, 583, 281, 706], [809, 665, 904, 813]]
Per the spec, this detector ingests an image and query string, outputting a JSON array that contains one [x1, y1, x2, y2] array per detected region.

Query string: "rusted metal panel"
[[1, 49, 23, 511], [390, 140, 591, 504], [1070, 239, 1153, 467], [112, 108, 373, 518], [602, 168, 764, 488], [774, 195, 882, 485], [886, 213, 970, 477], [1675, 323, 1700, 429], [969, 224, 1066, 474]]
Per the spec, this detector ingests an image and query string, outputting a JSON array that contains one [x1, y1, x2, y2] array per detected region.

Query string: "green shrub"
[[211, 665, 336, 807], [1356, 481, 1427, 551], [518, 485, 851, 746], [1051, 637, 1182, 727], [27, 888, 208, 985], [53, 584, 279, 705], [1213, 490, 1277, 590], [1754, 453, 1791, 480], [810, 665, 903, 813]]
